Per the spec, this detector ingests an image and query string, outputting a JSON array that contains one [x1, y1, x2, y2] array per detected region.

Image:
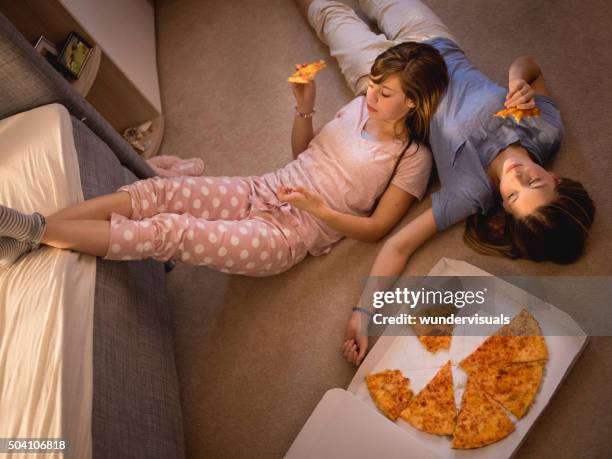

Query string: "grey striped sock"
[[0, 236, 33, 271], [0, 205, 46, 245]]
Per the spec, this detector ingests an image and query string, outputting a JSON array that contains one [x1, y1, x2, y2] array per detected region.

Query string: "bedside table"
[[0, 0, 163, 135]]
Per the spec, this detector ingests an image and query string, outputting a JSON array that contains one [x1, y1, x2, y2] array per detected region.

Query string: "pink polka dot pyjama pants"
[[102, 176, 308, 277]]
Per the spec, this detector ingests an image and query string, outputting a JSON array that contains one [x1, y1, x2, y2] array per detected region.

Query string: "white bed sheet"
[[0, 104, 96, 458]]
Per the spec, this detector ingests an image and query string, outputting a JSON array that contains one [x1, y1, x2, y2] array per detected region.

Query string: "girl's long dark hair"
[[464, 178, 595, 264]]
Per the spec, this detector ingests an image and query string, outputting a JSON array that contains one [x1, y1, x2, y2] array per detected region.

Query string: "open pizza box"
[[286, 258, 588, 459]]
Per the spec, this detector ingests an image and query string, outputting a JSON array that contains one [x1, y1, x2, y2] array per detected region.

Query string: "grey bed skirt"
[[72, 116, 185, 458]]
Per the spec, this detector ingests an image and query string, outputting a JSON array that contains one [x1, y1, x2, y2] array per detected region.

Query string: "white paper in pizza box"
[[345, 257, 588, 459]]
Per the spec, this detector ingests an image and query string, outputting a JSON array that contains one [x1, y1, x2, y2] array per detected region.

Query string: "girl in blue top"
[[295, 0, 595, 365]]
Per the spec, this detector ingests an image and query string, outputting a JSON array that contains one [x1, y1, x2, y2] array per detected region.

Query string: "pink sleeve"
[[390, 143, 433, 201]]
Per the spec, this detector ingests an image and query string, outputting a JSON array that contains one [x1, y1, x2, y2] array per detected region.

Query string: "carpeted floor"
[[155, 0, 612, 457]]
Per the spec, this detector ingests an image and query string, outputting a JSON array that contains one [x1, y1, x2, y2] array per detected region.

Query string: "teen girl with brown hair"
[[0, 37, 449, 275]]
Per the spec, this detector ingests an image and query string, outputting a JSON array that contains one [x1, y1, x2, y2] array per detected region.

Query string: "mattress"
[[0, 104, 95, 458]]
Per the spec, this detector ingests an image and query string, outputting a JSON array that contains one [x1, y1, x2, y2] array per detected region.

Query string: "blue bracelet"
[[352, 306, 373, 317]]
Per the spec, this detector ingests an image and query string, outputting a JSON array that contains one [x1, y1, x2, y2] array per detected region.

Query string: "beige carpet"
[[155, 0, 612, 457]]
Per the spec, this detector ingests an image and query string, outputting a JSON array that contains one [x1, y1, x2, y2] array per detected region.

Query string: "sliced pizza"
[[366, 369, 413, 421], [463, 361, 545, 419], [452, 378, 516, 449], [497, 308, 545, 337], [417, 335, 452, 353], [411, 305, 455, 353], [494, 106, 541, 123], [459, 309, 548, 369], [400, 361, 457, 436], [287, 60, 326, 84]]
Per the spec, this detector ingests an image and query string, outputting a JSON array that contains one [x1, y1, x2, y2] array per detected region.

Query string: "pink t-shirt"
[[249, 96, 432, 256]]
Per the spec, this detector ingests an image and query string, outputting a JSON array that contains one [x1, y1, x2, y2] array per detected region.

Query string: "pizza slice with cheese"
[[459, 309, 548, 369], [452, 378, 516, 449], [365, 369, 414, 421], [287, 60, 326, 84], [464, 360, 545, 419], [417, 335, 452, 353], [400, 361, 457, 435], [411, 305, 455, 353], [494, 106, 541, 123]]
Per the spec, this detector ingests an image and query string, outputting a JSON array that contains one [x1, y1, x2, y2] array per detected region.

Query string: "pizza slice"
[[459, 335, 548, 368], [497, 308, 544, 337], [452, 378, 516, 449], [400, 361, 457, 435], [459, 309, 548, 369], [365, 369, 414, 421], [287, 60, 326, 84], [411, 305, 455, 353], [494, 106, 541, 123], [463, 361, 545, 419], [417, 335, 452, 353]]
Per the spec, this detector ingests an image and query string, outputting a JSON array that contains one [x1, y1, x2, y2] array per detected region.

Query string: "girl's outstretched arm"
[[365, 207, 437, 275], [342, 207, 438, 365]]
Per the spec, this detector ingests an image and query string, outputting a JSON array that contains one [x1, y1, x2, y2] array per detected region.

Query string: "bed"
[[0, 11, 184, 459]]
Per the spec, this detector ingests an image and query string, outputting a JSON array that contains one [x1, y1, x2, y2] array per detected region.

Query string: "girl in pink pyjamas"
[[103, 81, 445, 277], [0, 3, 450, 276], [95, 5, 453, 277]]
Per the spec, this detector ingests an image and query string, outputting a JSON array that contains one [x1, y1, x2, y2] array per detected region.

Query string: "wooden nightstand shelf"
[[0, 0, 163, 141]]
